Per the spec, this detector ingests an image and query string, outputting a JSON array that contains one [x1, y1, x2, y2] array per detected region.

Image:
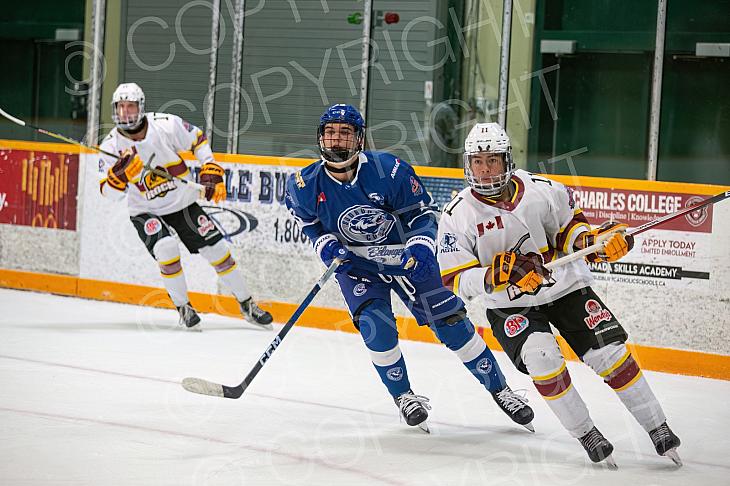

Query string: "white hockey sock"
[[198, 240, 250, 302], [583, 344, 666, 432], [153, 237, 190, 307], [522, 332, 594, 438]]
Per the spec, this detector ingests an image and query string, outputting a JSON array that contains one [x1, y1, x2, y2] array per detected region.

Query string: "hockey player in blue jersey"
[[285, 104, 534, 432]]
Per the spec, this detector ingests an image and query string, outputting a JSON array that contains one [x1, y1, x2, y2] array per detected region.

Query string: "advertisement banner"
[[0, 147, 79, 230], [199, 162, 718, 291]]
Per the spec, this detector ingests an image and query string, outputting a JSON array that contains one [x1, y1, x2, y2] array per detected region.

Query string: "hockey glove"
[[490, 251, 551, 294], [315, 235, 353, 274], [107, 147, 143, 191], [400, 236, 438, 283], [200, 162, 227, 203], [577, 221, 634, 263]]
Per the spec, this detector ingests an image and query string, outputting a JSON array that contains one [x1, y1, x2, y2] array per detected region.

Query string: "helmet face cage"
[[111, 83, 146, 131], [464, 151, 515, 197], [317, 104, 365, 165]]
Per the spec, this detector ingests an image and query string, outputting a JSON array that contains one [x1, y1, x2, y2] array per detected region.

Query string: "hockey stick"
[[545, 190, 730, 269], [181, 258, 342, 399], [1, 106, 208, 196], [1, 106, 120, 159]]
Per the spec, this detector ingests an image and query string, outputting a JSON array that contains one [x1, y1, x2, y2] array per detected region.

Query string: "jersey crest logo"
[[338, 205, 395, 243], [439, 233, 459, 254], [410, 176, 423, 196], [504, 314, 529, 338], [368, 193, 385, 206], [584, 299, 612, 329], [140, 167, 176, 200]]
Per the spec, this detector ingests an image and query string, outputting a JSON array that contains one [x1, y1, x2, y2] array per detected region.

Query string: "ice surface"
[[1, 288, 728, 485]]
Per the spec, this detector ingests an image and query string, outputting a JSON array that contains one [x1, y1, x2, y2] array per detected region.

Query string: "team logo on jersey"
[[338, 205, 395, 243], [368, 193, 385, 206], [386, 367, 404, 381], [353, 283, 367, 297], [584, 299, 612, 329], [684, 196, 709, 227], [197, 215, 216, 237], [410, 176, 423, 196], [504, 314, 529, 338], [144, 218, 162, 235], [476, 357, 493, 375], [140, 167, 176, 200], [439, 233, 459, 254]]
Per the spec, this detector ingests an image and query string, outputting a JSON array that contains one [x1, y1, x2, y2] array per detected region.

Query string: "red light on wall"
[[384, 12, 400, 24]]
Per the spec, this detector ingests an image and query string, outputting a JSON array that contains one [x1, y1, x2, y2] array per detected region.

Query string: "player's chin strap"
[[324, 158, 359, 174]]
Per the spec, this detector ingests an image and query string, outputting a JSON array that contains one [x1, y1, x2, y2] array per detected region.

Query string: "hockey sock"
[[583, 343, 666, 432], [523, 332, 594, 438], [369, 346, 412, 398], [199, 240, 250, 301], [153, 237, 189, 307]]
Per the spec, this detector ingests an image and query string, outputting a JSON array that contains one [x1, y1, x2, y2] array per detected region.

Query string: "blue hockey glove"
[[315, 234, 353, 273], [400, 236, 438, 283]]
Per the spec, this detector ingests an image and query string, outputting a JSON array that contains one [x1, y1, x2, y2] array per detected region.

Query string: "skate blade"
[[522, 422, 535, 433], [246, 321, 273, 331], [182, 324, 202, 332], [602, 455, 618, 470], [417, 421, 430, 434], [663, 448, 683, 467]]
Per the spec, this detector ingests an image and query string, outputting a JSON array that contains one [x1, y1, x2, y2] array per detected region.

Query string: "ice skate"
[[578, 426, 617, 469], [395, 390, 431, 433], [177, 303, 201, 331], [649, 422, 682, 467], [491, 386, 535, 432], [239, 297, 273, 329]]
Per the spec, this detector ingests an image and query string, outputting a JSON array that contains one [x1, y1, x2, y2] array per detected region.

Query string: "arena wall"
[[1, 140, 728, 379]]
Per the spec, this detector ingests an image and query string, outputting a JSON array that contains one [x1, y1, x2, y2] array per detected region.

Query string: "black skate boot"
[[177, 303, 201, 331], [239, 297, 273, 329], [394, 389, 431, 433], [649, 422, 682, 466], [491, 386, 535, 432], [578, 426, 617, 469]]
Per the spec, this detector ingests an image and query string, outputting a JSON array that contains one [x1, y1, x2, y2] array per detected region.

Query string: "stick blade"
[[181, 377, 225, 397]]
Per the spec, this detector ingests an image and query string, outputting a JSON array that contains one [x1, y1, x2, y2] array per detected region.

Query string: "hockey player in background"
[[97, 83, 272, 331], [285, 104, 534, 432], [437, 122, 681, 467]]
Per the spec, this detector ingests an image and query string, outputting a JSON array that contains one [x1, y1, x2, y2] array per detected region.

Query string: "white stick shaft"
[[0, 107, 27, 126]]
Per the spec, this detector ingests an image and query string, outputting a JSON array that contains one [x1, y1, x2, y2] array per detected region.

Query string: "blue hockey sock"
[[372, 354, 411, 398], [463, 347, 507, 393]]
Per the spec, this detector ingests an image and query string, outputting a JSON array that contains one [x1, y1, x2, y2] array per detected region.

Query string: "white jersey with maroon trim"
[[437, 169, 595, 308], [98, 112, 214, 216]]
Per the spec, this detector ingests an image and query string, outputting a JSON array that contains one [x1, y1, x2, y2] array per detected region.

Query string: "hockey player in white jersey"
[[97, 83, 272, 330], [437, 122, 681, 467]]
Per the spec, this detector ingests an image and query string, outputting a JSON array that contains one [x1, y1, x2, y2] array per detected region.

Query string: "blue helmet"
[[317, 104, 366, 165]]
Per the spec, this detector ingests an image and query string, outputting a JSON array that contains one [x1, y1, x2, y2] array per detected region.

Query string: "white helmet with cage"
[[111, 83, 146, 131], [463, 122, 514, 196]]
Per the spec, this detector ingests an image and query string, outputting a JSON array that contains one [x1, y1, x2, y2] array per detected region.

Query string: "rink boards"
[[0, 139, 729, 379]]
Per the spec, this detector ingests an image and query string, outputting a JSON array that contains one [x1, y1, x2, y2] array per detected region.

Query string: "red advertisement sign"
[[570, 187, 713, 234], [0, 148, 79, 230]]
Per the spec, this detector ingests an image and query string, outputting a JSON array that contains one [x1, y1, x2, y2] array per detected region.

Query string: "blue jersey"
[[285, 151, 438, 265]]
